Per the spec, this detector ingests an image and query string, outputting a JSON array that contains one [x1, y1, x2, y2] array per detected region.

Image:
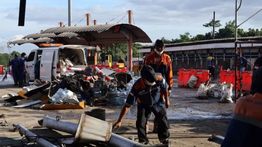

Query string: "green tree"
[[161, 37, 172, 43], [151, 20, 262, 44], [0, 53, 10, 65], [10, 51, 20, 58], [237, 28, 246, 37], [203, 19, 222, 38], [217, 21, 235, 38], [106, 43, 139, 62], [179, 32, 191, 42], [203, 20, 222, 28], [245, 28, 261, 36], [192, 34, 206, 41], [132, 43, 141, 58]]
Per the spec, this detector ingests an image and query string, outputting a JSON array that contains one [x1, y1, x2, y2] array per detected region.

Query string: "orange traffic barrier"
[[194, 70, 210, 88], [219, 70, 252, 91], [241, 71, 252, 91], [0, 65, 3, 75], [177, 69, 184, 87], [178, 68, 192, 87], [219, 70, 240, 90], [178, 68, 210, 88]]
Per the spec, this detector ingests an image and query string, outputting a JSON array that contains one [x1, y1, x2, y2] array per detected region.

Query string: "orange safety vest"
[[234, 93, 262, 127], [144, 51, 174, 89], [130, 78, 168, 105]]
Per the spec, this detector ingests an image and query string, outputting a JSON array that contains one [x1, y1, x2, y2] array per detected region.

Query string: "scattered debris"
[[0, 114, 5, 118], [219, 83, 233, 103], [188, 75, 198, 88], [1, 64, 134, 111], [37, 115, 163, 147], [40, 101, 85, 110], [0, 120, 8, 127], [50, 88, 79, 104], [2, 82, 50, 106], [208, 134, 224, 145], [13, 100, 42, 108], [14, 124, 58, 147], [196, 82, 234, 103], [196, 83, 209, 98]]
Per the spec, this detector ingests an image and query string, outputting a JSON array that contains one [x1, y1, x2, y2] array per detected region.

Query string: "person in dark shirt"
[[34, 55, 41, 80], [207, 53, 215, 78], [113, 65, 170, 145], [144, 39, 173, 132], [9, 54, 20, 86], [18, 52, 27, 86], [239, 56, 248, 72], [251, 56, 262, 94]]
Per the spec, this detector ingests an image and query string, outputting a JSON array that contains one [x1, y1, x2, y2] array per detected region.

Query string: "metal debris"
[[14, 124, 58, 147], [39, 115, 161, 147], [208, 134, 224, 145]]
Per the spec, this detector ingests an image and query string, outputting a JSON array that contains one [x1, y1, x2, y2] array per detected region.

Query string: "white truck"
[[25, 45, 98, 81]]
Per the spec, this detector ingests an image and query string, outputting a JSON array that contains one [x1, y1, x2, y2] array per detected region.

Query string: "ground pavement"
[[0, 76, 234, 146]]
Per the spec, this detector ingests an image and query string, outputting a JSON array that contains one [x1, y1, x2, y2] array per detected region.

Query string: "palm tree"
[[203, 19, 222, 38]]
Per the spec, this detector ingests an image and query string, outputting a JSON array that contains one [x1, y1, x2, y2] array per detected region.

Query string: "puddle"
[[167, 108, 232, 120], [106, 106, 232, 120], [106, 76, 233, 120]]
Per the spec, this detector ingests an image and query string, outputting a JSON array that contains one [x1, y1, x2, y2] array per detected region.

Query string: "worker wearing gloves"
[[113, 65, 170, 145]]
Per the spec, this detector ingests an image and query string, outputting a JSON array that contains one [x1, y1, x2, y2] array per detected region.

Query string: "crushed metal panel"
[[23, 33, 56, 39], [42, 24, 115, 34], [8, 38, 53, 45], [53, 37, 87, 45], [23, 32, 79, 39], [13, 100, 42, 108], [42, 24, 152, 43], [100, 68, 115, 76], [9, 24, 152, 46], [56, 32, 79, 38]]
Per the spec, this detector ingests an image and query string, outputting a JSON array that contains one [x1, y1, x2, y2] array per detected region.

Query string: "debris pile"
[[13, 114, 161, 147], [1, 66, 134, 109], [50, 88, 79, 104], [187, 75, 198, 88], [196, 82, 234, 103]]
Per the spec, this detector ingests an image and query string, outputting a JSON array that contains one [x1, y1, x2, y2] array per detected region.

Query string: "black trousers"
[[136, 104, 170, 143], [208, 66, 215, 78]]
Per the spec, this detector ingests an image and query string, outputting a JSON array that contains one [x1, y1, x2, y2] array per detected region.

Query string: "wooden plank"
[[40, 101, 85, 110]]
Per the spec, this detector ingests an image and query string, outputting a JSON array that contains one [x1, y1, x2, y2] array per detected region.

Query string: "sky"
[[0, 0, 262, 53]]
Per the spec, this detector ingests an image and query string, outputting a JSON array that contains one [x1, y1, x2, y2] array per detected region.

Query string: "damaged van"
[[25, 45, 99, 81]]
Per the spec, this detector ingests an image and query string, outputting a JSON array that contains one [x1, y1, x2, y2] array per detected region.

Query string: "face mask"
[[154, 49, 164, 55], [144, 79, 156, 86], [254, 66, 260, 70]]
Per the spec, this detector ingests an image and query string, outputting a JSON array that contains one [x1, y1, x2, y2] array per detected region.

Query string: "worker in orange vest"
[[144, 39, 174, 91], [113, 65, 170, 145], [222, 57, 262, 147], [144, 39, 174, 132]]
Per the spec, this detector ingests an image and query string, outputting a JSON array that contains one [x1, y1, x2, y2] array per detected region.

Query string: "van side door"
[[25, 51, 36, 81], [40, 50, 55, 81]]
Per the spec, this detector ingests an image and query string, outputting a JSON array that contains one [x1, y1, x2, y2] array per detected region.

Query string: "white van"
[[25, 45, 98, 81]]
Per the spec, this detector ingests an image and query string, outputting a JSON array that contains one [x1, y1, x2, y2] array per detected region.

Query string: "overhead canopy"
[[8, 23, 152, 47], [8, 37, 53, 46]]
